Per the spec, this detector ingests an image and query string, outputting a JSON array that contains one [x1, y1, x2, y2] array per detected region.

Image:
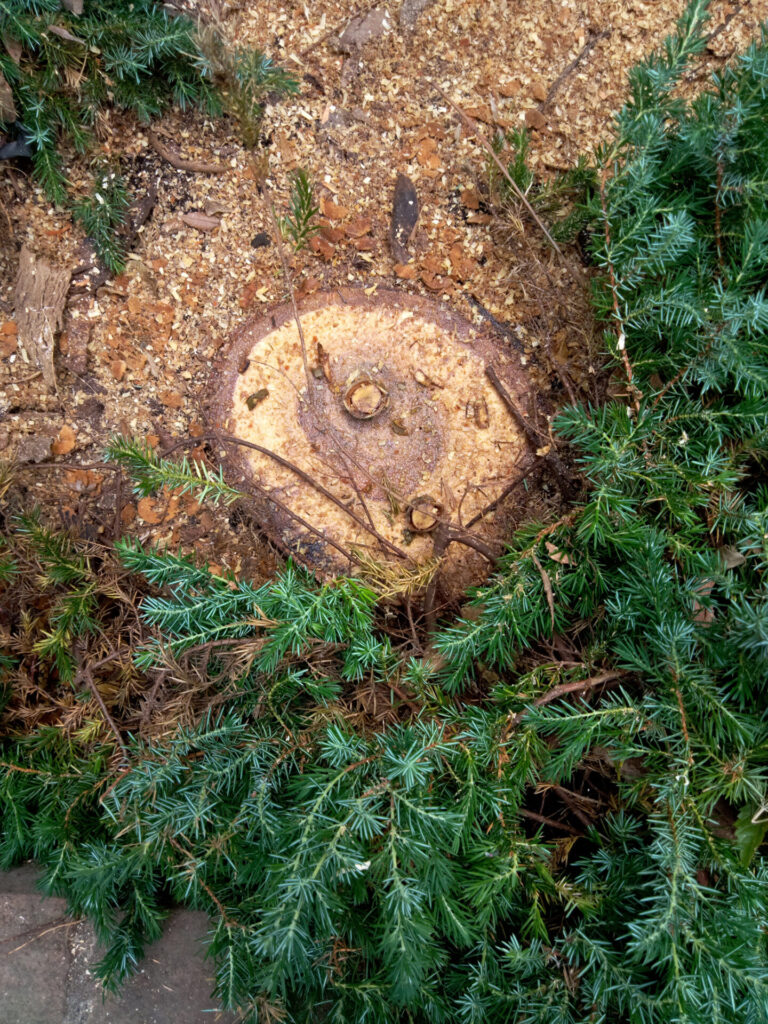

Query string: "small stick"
[[598, 171, 641, 413], [540, 30, 610, 110], [148, 129, 228, 175], [485, 364, 571, 484], [389, 681, 421, 714], [503, 670, 625, 737], [210, 432, 409, 562], [702, 0, 751, 49], [446, 530, 499, 562], [430, 80, 566, 262], [423, 522, 450, 632], [75, 650, 128, 756], [463, 291, 524, 353], [518, 808, 580, 835], [531, 551, 555, 630], [5, 919, 83, 956], [465, 464, 541, 529], [263, 186, 314, 401]]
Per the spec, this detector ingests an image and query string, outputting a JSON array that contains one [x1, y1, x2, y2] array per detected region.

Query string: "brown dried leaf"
[[159, 390, 184, 409], [320, 222, 345, 243], [460, 188, 480, 211], [320, 198, 350, 220], [309, 235, 335, 260], [393, 261, 418, 279], [545, 540, 572, 566], [3, 35, 22, 64], [463, 103, 494, 124], [48, 24, 84, 44], [525, 108, 547, 131], [498, 79, 520, 98]]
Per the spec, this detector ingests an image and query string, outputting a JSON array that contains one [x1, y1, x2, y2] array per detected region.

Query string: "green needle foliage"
[[0, 0, 297, 266], [490, 127, 596, 242], [104, 436, 243, 506], [277, 168, 321, 252], [70, 163, 129, 274], [2, 3, 768, 1022]]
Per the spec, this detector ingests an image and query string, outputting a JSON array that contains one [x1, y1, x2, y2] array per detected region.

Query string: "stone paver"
[[0, 865, 235, 1024], [1, 891, 71, 1024]]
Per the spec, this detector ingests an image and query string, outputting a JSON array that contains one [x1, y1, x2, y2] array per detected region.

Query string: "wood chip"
[[52, 425, 76, 456], [320, 198, 350, 220], [137, 496, 163, 524], [181, 212, 221, 232], [344, 216, 373, 238]]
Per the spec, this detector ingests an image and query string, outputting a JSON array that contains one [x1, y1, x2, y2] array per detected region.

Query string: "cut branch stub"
[[343, 375, 390, 419], [407, 495, 443, 533], [208, 289, 537, 600]]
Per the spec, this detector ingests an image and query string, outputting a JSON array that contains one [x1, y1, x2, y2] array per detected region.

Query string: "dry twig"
[[430, 81, 568, 264], [148, 129, 228, 174]]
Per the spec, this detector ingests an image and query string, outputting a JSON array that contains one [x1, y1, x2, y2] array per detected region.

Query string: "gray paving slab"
[[1, 866, 236, 1024], [0, 891, 71, 1024]]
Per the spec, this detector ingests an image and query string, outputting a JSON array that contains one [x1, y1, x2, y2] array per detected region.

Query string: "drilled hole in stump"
[[208, 289, 537, 600]]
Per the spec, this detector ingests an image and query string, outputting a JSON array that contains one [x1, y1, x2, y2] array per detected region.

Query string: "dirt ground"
[[1, 0, 765, 582]]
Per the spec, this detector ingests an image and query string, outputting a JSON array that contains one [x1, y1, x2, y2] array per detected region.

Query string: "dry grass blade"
[[353, 550, 443, 599]]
